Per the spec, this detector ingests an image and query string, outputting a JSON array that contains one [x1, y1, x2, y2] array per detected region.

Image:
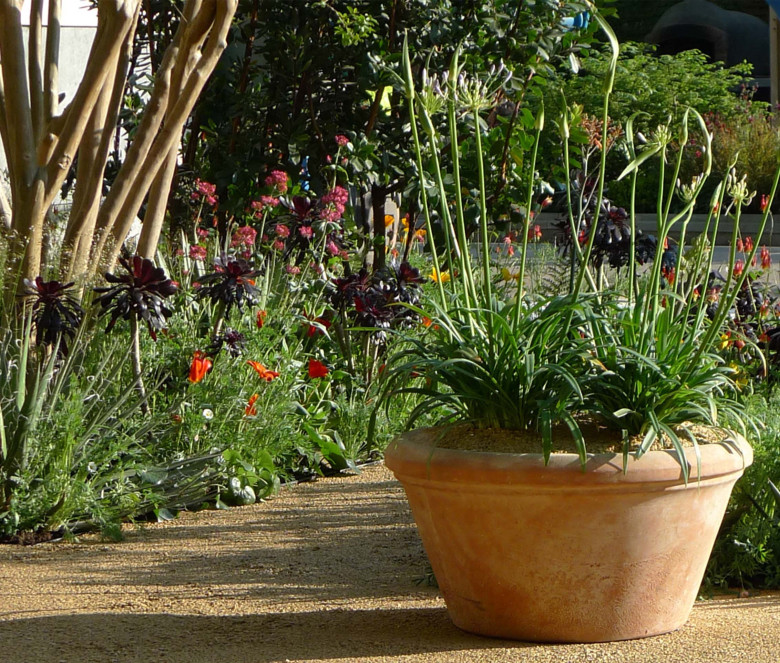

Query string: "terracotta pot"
[[384, 427, 752, 643]]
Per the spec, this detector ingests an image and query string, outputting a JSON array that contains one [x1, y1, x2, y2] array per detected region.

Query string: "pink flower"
[[285, 264, 301, 275], [273, 240, 285, 252], [231, 225, 257, 248], [299, 225, 313, 239], [319, 185, 349, 222], [196, 179, 216, 197], [189, 245, 208, 261], [527, 224, 542, 242], [196, 227, 209, 239], [192, 178, 218, 206], [335, 135, 349, 147], [275, 224, 290, 238], [264, 170, 288, 193], [252, 196, 279, 214], [326, 240, 340, 256]]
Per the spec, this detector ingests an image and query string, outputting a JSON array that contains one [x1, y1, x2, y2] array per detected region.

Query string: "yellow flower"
[[501, 267, 519, 282], [384, 214, 395, 228], [718, 333, 731, 351], [429, 268, 451, 283], [728, 362, 749, 390]]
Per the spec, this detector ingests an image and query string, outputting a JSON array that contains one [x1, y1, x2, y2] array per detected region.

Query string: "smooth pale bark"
[[62, 10, 136, 282], [43, 0, 60, 125], [99, 0, 238, 271], [0, 0, 238, 291], [0, 186, 10, 230]]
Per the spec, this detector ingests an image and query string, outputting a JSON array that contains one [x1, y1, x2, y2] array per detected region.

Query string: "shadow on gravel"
[[0, 608, 536, 663]]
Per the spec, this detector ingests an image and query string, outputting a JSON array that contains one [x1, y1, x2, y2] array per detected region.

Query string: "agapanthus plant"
[[377, 24, 777, 477]]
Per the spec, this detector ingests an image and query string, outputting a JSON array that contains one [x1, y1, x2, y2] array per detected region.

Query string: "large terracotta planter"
[[384, 427, 752, 643]]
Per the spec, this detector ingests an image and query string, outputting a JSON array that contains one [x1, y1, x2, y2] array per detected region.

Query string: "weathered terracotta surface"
[[384, 428, 753, 643]]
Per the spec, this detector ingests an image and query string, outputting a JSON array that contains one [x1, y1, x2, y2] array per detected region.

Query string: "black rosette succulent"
[[330, 261, 423, 332], [196, 255, 261, 319], [207, 328, 247, 357], [94, 254, 177, 340], [556, 174, 673, 272], [23, 277, 84, 355]]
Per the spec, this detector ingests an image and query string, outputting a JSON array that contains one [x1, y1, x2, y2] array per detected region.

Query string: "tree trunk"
[[0, 0, 239, 292]]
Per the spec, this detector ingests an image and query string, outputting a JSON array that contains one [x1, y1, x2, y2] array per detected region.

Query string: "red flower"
[[761, 194, 770, 212], [245, 393, 259, 417], [662, 265, 675, 286], [306, 316, 331, 337], [188, 351, 213, 383], [247, 360, 279, 382], [733, 259, 745, 278], [761, 246, 771, 270], [308, 359, 329, 378], [256, 310, 267, 328]]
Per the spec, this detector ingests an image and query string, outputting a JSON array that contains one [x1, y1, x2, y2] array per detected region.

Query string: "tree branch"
[[63, 28, 131, 283], [28, 0, 44, 144], [99, 0, 238, 270], [0, 0, 37, 200], [43, 0, 141, 207], [43, 0, 61, 124]]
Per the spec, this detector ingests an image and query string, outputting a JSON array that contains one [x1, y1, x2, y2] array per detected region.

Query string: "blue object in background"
[[299, 156, 310, 192], [561, 11, 590, 30], [767, 0, 780, 17]]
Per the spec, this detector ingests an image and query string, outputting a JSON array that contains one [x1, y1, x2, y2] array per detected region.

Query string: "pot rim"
[[384, 426, 753, 487]]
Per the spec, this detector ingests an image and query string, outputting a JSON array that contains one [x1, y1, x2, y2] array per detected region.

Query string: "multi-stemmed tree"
[[0, 0, 238, 295]]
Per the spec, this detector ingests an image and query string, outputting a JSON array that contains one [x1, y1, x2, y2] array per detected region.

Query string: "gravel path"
[[1, 463, 778, 663]]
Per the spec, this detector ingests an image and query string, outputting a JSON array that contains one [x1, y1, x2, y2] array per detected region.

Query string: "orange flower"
[[188, 351, 212, 383], [245, 393, 259, 416], [256, 309, 267, 328], [308, 359, 329, 378], [247, 360, 280, 382], [384, 214, 395, 228]]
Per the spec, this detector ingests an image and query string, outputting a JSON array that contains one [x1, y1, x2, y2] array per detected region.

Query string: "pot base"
[[385, 427, 752, 643]]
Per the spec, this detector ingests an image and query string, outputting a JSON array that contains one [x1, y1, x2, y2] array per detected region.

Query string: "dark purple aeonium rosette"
[[94, 254, 177, 340], [23, 277, 85, 355], [196, 254, 261, 318]]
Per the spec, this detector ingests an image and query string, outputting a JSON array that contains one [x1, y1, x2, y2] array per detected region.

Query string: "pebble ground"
[[0, 464, 778, 663]]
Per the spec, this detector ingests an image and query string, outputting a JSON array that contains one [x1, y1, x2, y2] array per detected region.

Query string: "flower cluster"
[[192, 179, 218, 206], [319, 185, 349, 223], [264, 170, 289, 194]]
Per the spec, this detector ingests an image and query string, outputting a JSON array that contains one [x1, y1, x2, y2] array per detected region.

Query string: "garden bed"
[[0, 463, 778, 663]]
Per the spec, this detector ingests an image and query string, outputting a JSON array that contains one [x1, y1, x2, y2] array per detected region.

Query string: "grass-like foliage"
[[381, 295, 598, 463], [378, 8, 779, 477]]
